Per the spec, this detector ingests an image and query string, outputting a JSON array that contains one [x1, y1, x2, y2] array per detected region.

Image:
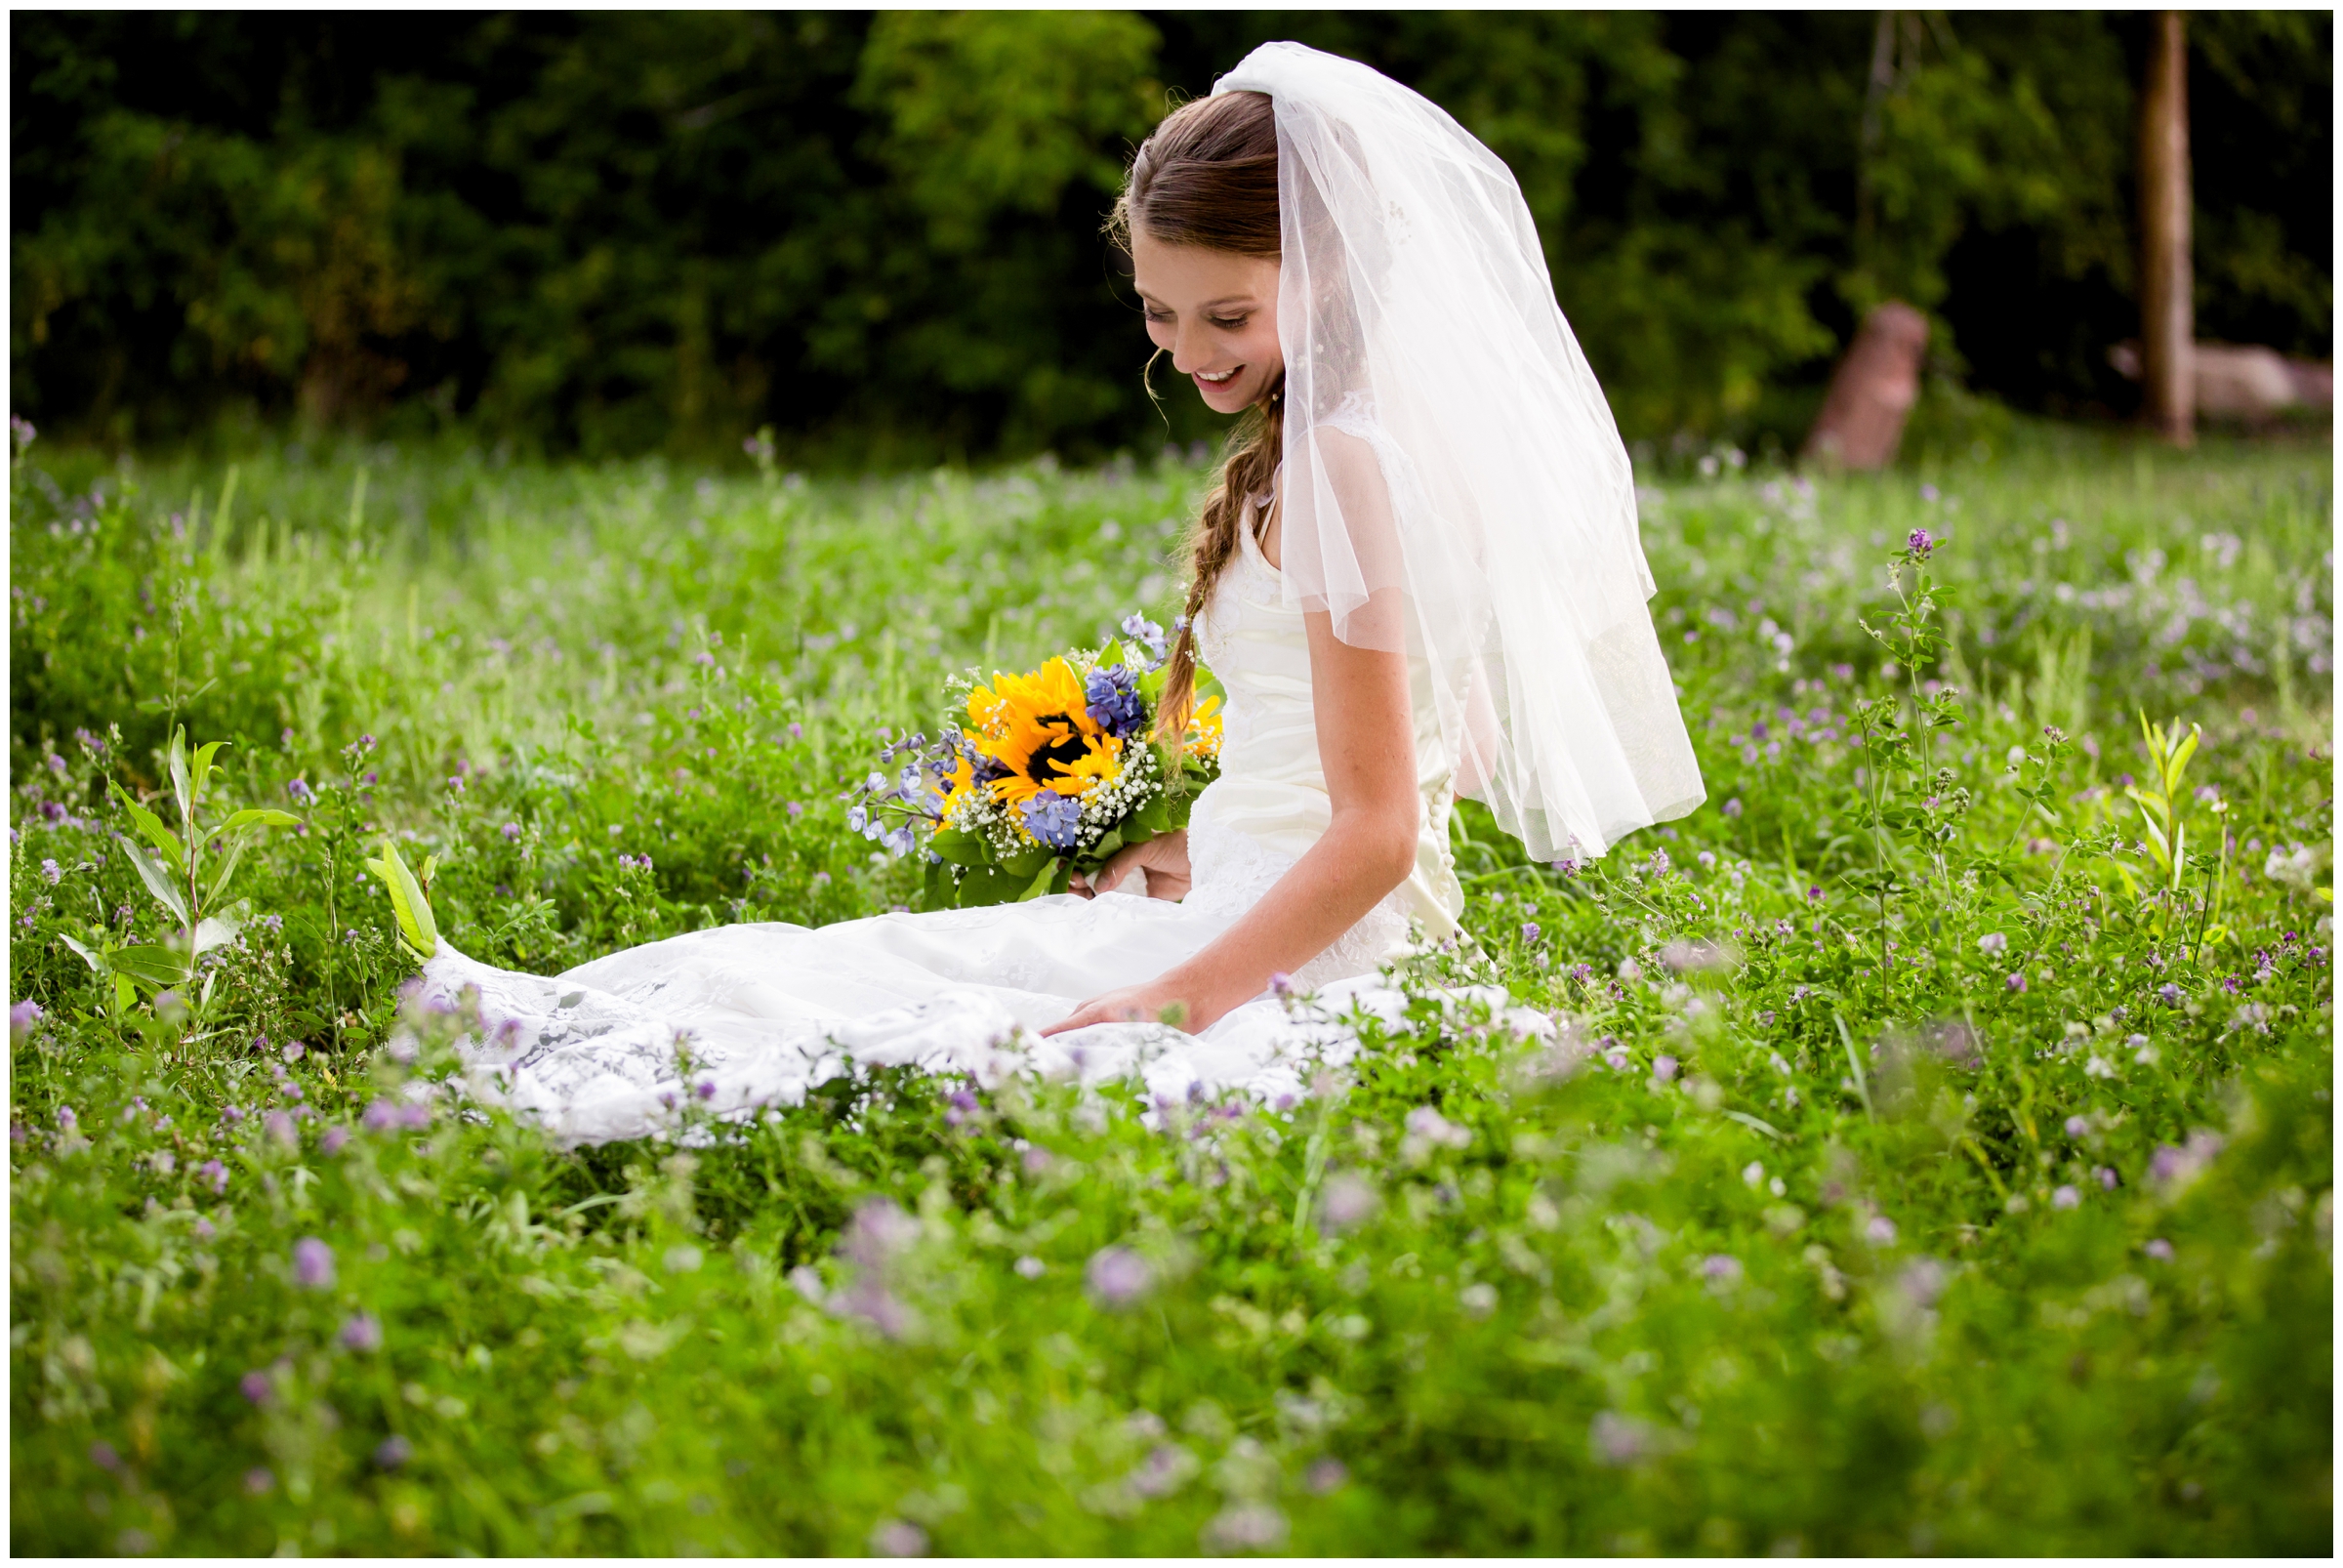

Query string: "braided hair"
[[1107, 91, 1282, 739]]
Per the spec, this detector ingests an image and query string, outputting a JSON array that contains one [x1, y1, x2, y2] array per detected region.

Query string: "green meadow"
[[8, 425, 2331, 1553]]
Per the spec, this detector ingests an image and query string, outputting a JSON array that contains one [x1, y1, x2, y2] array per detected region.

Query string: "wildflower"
[[197, 1159, 228, 1195], [321, 1126, 350, 1155], [1205, 1505, 1291, 1552], [1086, 1246, 1155, 1307], [293, 1237, 336, 1289], [1907, 527, 1934, 556], [1519, 921, 1541, 944], [9, 1000, 42, 1040], [1018, 791, 1085, 850], [265, 1110, 298, 1147], [373, 1435, 413, 1470], [193, 1218, 215, 1242], [1743, 1161, 1765, 1187], [2051, 1185, 2080, 1211], [1589, 1411, 1653, 1466], [2143, 1238, 2175, 1262], [1651, 1054, 1679, 1084], [1084, 662, 1147, 737], [1897, 1257, 1950, 1310], [89, 1440, 123, 1472], [362, 1098, 401, 1133], [2006, 972, 2028, 994], [1978, 932, 2007, 955], [2158, 983, 2183, 1007], [1318, 1173, 1381, 1232], [1403, 1105, 1471, 1150], [1722, 797, 1743, 817], [2097, 1166, 2118, 1191], [40, 858, 61, 885], [244, 1467, 275, 1496], [501, 821, 522, 840], [2149, 1131, 2225, 1191], [1865, 1215, 1899, 1247], [1267, 970, 1294, 1000], [2064, 1115, 2088, 1139], [240, 1371, 274, 1405], [340, 1313, 384, 1353], [1014, 1256, 1047, 1279], [871, 1520, 928, 1557], [1701, 1254, 1743, 1285], [1304, 1457, 1349, 1494]]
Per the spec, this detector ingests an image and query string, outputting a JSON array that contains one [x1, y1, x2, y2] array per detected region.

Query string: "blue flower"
[[1085, 664, 1147, 738], [1120, 612, 1169, 669], [1020, 792, 1085, 849]]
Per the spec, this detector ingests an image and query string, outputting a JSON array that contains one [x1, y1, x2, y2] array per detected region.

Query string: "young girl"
[[414, 42, 1701, 1144]]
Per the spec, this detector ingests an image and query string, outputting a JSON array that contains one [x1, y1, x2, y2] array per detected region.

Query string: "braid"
[[1105, 87, 1284, 742], [1156, 389, 1283, 739]]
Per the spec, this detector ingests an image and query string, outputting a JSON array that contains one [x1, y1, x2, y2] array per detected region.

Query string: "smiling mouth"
[[1195, 368, 1238, 385]]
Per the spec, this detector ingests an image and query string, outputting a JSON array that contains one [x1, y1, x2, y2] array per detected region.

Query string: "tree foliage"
[[11, 10, 2331, 457]]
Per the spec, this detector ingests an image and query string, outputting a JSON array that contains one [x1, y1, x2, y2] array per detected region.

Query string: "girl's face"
[[1130, 230, 1283, 417]]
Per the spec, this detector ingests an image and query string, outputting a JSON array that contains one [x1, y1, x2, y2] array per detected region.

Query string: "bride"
[[412, 42, 1703, 1143]]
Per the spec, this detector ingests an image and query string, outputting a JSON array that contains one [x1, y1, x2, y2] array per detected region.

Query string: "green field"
[[8, 425, 2332, 1553]]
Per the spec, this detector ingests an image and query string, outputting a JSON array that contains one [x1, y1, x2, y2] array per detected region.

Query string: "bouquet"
[[846, 613, 1222, 909]]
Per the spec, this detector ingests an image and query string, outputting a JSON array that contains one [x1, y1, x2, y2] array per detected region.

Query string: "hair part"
[[1108, 91, 1283, 739]]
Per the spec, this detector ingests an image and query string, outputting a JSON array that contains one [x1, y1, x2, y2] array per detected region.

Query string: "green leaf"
[[218, 807, 301, 832], [1014, 856, 1063, 902], [190, 739, 226, 809], [192, 901, 248, 956], [111, 944, 191, 987], [125, 846, 190, 927], [206, 834, 251, 907], [930, 827, 989, 868], [167, 726, 193, 832], [108, 780, 185, 868], [57, 932, 107, 974], [364, 838, 441, 959]]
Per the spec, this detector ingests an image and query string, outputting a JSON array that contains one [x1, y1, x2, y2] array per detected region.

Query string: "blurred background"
[[12, 9, 2332, 466]]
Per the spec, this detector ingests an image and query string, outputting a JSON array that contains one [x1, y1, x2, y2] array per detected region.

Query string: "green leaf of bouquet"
[[1014, 857, 1062, 902], [930, 828, 988, 867]]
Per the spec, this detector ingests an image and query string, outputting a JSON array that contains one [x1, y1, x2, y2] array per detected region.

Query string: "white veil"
[[1213, 42, 1704, 859]]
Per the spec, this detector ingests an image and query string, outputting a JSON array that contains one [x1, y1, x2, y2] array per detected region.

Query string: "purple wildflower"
[[292, 1237, 335, 1289], [2143, 1238, 2175, 1262], [320, 1126, 350, 1155], [240, 1371, 273, 1405], [9, 1000, 42, 1039], [1086, 1246, 1155, 1307], [1865, 1215, 1899, 1247], [197, 1159, 228, 1195], [373, 1435, 413, 1470], [339, 1312, 383, 1353], [2158, 982, 2183, 1007], [1907, 527, 1934, 556], [244, 1466, 274, 1496], [1319, 1173, 1381, 1232], [90, 1440, 123, 1472], [2006, 972, 2028, 994], [1651, 1054, 1679, 1084], [1589, 1411, 1653, 1466], [2064, 1115, 2088, 1139], [1520, 921, 1541, 944], [1701, 1254, 1743, 1285], [2051, 1184, 2080, 1210]]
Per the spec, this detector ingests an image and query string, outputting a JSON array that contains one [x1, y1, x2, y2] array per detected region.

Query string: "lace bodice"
[[1182, 490, 1463, 986]]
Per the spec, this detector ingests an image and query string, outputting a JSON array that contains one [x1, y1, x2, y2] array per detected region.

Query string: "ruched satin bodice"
[[1186, 507, 1465, 949]]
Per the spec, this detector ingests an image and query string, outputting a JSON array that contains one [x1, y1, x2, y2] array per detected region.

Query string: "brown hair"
[[1108, 90, 1282, 739]]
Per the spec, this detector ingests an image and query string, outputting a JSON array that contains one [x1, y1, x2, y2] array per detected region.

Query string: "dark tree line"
[[12, 10, 2330, 461]]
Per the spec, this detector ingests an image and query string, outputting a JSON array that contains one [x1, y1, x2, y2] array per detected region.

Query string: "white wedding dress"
[[417, 510, 1478, 1143]]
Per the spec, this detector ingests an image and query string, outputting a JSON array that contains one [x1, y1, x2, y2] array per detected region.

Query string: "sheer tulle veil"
[[1213, 42, 1704, 859]]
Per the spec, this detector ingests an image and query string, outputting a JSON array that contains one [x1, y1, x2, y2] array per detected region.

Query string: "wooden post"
[[2139, 11, 2194, 446]]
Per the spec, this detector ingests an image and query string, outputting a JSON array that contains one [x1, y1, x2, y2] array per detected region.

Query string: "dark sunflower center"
[[1024, 716, 1089, 782]]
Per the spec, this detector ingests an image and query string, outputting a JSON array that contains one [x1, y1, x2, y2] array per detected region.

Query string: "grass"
[[8, 423, 2333, 1554]]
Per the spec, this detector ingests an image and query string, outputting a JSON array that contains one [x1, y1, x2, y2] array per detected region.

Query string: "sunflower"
[[966, 657, 1124, 805], [1185, 693, 1225, 762]]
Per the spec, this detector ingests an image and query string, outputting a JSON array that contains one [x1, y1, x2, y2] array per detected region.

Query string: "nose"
[[1168, 320, 1213, 376]]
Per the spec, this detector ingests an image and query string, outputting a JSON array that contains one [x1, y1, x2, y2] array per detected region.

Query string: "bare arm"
[[1042, 601, 1419, 1035]]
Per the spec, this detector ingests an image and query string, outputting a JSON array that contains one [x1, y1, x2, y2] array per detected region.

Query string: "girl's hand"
[[1069, 829, 1191, 901], [1040, 976, 1197, 1037]]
